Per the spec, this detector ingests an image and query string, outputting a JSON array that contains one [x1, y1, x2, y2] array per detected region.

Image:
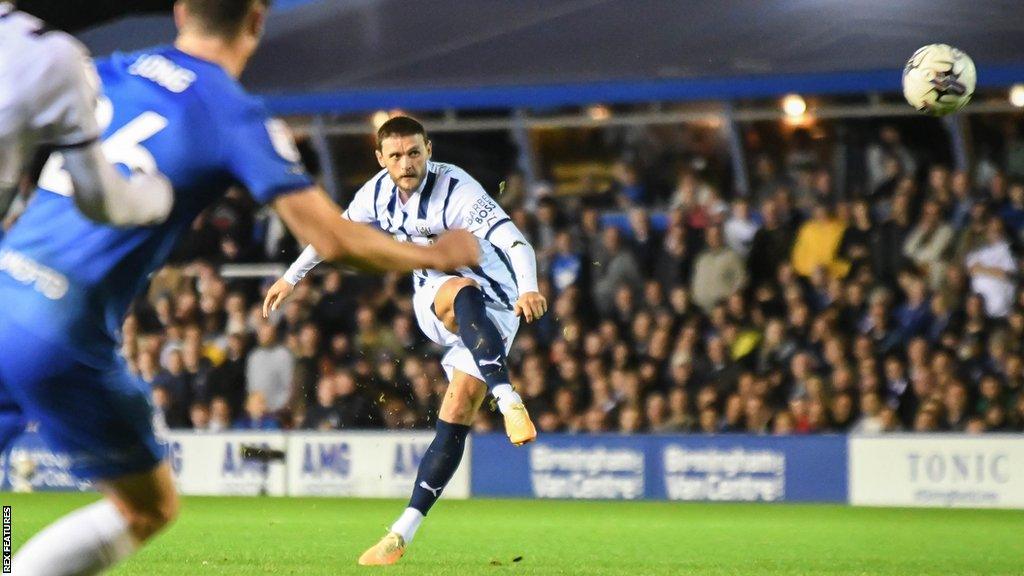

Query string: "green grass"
[[3, 493, 1023, 575]]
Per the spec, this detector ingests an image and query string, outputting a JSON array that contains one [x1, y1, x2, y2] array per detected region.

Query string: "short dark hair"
[[182, 0, 271, 38], [376, 116, 429, 149]]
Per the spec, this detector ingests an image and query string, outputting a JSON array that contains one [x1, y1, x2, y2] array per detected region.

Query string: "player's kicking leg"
[[433, 277, 536, 445], [359, 369, 485, 566]]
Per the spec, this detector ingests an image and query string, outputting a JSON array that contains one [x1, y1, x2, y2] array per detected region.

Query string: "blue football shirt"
[[0, 46, 312, 365]]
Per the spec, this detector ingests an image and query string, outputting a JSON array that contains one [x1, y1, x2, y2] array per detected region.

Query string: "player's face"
[[377, 134, 432, 194]]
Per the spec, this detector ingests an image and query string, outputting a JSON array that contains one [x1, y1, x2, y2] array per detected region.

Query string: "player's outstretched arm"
[[63, 143, 174, 226], [0, 134, 25, 222], [273, 186, 479, 272], [1, 27, 173, 226], [262, 277, 294, 318], [262, 239, 328, 316]]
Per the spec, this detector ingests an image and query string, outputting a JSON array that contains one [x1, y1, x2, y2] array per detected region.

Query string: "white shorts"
[[412, 274, 520, 383]]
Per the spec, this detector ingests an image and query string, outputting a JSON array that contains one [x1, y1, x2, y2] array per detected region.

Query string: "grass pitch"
[[4, 493, 1023, 575]]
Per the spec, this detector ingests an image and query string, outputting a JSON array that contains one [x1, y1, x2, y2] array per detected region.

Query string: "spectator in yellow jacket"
[[792, 203, 850, 278]]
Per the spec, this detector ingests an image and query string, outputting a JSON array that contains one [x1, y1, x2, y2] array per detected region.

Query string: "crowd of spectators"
[[121, 122, 1024, 436]]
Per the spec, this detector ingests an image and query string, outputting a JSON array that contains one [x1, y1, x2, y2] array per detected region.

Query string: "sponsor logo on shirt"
[[0, 248, 68, 300], [469, 197, 500, 227]]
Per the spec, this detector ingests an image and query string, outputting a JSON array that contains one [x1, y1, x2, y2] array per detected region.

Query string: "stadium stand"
[[114, 118, 1024, 436]]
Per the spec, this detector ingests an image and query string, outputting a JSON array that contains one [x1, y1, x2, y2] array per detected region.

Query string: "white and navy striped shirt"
[[288, 161, 535, 310]]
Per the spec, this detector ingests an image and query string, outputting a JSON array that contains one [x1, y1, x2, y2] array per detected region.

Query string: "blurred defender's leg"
[[12, 463, 178, 576], [102, 462, 180, 542], [1, 321, 175, 575]]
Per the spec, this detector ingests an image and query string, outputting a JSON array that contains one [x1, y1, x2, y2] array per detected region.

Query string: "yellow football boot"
[[358, 532, 406, 566], [504, 402, 537, 446]]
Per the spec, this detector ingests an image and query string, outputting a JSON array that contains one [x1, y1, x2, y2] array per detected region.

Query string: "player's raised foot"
[[358, 532, 407, 566], [504, 402, 537, 446]]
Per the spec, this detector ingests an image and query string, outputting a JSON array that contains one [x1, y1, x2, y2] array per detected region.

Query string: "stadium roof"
[[75, 0, 1024, 115]]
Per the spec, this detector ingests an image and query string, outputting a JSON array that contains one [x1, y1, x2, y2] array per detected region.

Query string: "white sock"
[[390, 507, 425, 543], [492, 383, 522, 414], [13, 499, 138, 576]]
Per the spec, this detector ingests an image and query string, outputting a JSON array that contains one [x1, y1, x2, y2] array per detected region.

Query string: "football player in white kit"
[[263, 116, 546, 565], [0, 1, 173, 229]]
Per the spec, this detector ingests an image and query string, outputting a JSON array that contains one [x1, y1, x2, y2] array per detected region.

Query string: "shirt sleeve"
[[448, 180, 539, 294], [283, 243, 324, 285], [964, 248, 978, 269], [446, 179, 512, 238], [40, 33, 101, 147], [487, 221, 540, 294], [225, 103, 313, 205]]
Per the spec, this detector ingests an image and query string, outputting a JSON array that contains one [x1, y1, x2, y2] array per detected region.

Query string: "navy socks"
[[453, 286, 511, 391], [408, 419, 471, 515]]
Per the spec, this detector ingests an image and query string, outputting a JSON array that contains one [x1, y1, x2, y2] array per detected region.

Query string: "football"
[[902, 43, 976, 116]]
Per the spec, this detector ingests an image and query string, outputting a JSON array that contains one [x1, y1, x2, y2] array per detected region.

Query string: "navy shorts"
[[0, 319, 162, 480]]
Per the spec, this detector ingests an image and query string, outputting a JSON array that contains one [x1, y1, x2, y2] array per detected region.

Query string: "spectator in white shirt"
[[965, 217, 1017, 318], [691, 226, 747, 312], [724, 197, 760, 257], [850, 392, 887, 434]]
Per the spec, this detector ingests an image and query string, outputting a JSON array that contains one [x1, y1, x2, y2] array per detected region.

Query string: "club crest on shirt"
[[409, 218, 434, 237]]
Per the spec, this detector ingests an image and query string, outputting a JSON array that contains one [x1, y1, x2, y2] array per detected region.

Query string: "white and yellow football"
[[902, 44, 976, 116]]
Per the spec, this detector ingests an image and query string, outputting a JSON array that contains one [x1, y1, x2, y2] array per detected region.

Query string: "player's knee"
[[121, 489, 179, 541], [439, 378, 487, 425], [439, 392, 477, 425], [441, 316, 458, 336], [434, 278, 479, 327], [440, 403, 474, 426], [441, 397, 472, 424], [435, 278, 479, 311]]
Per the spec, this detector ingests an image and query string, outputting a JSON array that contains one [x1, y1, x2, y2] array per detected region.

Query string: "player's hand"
[[431, 229, 480, 271], [514, 291, 547, 323], [262, 277, 295, 318], [126, 171, 174, 226]]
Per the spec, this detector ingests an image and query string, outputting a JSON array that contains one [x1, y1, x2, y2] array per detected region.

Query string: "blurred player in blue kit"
[[0, 1, 479, 574]]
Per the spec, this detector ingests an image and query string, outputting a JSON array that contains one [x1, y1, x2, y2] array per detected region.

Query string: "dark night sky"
[[15, 0, 172, 32]]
